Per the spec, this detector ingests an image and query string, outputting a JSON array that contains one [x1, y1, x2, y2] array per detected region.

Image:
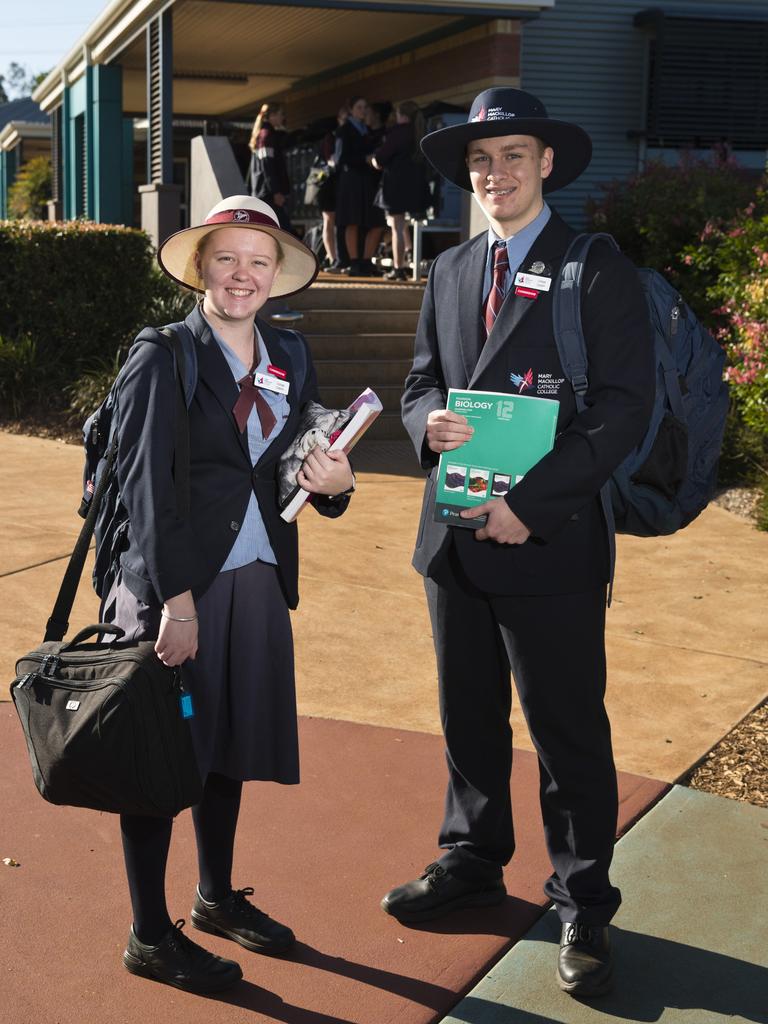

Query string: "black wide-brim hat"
[[421, 87, 592, 194]]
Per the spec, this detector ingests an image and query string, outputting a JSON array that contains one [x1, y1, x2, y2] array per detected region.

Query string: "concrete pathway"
[[1, 429, 766, 1024], [2, 430, 767, 783], [441, 786, 768, 1024]]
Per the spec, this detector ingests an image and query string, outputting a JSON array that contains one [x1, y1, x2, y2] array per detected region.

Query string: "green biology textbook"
[[434, 388, 560, 529]]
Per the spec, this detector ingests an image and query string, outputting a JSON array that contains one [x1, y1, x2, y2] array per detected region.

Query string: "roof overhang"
[[33, 0, 551, 113], [0, 122, 52, 151]]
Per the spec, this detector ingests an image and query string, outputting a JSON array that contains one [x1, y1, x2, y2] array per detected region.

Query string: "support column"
[[0, 148, 19, 218], [47, 106, 63, 220], [91, 64, 126, 223], [141, 9, 180, 247]]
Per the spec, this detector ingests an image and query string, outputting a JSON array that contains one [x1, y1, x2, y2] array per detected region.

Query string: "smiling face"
[[466, 134, 553, 238], [196, 226, 281, 325]]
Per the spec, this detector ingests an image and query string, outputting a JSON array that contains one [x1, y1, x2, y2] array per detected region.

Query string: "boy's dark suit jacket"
[[116, 303, 346, 611], [402, 209, 655, 595]]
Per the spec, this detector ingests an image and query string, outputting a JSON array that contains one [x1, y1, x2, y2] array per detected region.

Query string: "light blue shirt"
[[482, 202, 552, 305], [209, 321, 291, 571]]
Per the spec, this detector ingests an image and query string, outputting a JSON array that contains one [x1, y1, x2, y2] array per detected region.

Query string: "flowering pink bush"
[[685, 192, 768, 435]]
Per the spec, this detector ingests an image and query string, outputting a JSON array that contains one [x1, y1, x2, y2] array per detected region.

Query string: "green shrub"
[[64, 352, 123, 424], [8, 156, 52, 220], [0, 220, 157, 390], [684, 188, 768, 521], [0, 333, 42, 417], [586, 158, 760, 324]]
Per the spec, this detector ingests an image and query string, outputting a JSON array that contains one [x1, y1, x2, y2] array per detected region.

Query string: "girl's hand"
[[297, 448, 354, 497], [155, 592, 198, 666]]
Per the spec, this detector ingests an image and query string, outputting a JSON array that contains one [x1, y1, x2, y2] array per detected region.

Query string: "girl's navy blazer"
[[115, 303, 346, 610]]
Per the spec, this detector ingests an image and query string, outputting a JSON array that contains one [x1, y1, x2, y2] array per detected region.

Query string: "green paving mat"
[[441, 786, 768, 1024]]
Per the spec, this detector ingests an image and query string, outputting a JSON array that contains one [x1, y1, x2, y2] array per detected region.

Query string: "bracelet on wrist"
[[161, 611, 198, 622], [328, 473, 356, 499]]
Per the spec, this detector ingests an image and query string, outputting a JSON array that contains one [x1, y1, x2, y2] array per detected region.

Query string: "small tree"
[[8, 156, 52, 220]]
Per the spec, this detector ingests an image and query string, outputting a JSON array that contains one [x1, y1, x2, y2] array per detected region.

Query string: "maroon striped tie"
[[484, 240, 509, 336]]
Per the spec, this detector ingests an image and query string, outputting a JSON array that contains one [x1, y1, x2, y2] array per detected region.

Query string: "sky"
[[0, 0, 106, 90]]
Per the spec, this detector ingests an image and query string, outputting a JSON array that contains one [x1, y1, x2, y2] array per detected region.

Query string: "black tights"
[[120, 772, 243, 944]]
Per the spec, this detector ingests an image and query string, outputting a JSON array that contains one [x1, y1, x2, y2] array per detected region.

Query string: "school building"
[[2, 0, 766, 235]]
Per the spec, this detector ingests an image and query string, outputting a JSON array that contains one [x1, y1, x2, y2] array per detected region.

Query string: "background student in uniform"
[[371, 100, 430, 280], [108, 195, 355, 994], [382, 88, 654, 1000], [249, 103, 292, 231], [334, 96, 385, 277]]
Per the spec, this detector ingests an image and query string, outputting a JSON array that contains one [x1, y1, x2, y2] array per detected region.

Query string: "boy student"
[[382, 88, 654, 997]]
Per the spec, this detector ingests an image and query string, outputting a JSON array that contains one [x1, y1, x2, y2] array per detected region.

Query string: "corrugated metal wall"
[[521, 0, 768, 228]]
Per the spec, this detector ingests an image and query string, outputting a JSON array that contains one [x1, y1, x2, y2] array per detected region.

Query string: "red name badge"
[[514, 286, 539, 300], [267, 364, 287, 379]]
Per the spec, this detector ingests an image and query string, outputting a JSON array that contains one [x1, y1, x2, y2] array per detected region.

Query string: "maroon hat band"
[[204, 209, 279, 228]]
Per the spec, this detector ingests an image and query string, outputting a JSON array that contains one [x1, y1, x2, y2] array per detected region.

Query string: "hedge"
[[0, 220, 157, 384], [0, 220, 194, 417]]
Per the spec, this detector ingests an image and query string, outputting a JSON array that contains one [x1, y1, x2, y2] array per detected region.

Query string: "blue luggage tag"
[[180, 693, 195, 719]]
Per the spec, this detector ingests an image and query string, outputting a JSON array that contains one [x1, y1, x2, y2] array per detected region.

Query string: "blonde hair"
[[249, 103, 284, 150]]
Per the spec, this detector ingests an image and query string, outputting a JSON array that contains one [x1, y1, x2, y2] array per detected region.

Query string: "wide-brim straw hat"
[[421, 87, 592, 195], [158, 196, 318, 298]]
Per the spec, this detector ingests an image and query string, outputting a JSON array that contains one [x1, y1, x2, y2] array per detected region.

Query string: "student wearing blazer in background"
[[381, 89, 654, 999], [107, 196, 355, 995]]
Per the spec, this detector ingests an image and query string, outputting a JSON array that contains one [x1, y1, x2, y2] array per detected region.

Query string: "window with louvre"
[[635, 9, 768, 150]]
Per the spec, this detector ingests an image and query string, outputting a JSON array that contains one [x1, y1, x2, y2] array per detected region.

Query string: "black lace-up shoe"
[[191, 886, 295, 955], [381, 862, 506, 923], [557, 922, 613, 996], [123, 919, 242, 993]]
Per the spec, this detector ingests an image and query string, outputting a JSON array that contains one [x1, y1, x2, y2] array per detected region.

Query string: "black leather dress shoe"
[[191, 886, 295, 955], [123, 919, 242, 993], [557, 922, 613, 996], [381, 862, 506, 923]]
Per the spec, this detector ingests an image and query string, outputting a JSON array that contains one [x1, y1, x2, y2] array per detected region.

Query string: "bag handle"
[[60, 623, 126, 651], [44, 329, 190, 643]]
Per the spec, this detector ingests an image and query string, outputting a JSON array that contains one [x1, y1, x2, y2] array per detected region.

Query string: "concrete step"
[[314, 358, 411, 388], [360, 411, 408, 441], [321, 384, 403, 411], [296, 309, 419, 334], [306, 333, 415, 360], [292, 281, 425, 311]]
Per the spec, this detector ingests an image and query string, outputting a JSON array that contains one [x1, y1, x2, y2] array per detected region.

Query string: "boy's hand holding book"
[[426, 409, 474, 453], [460, 499, 531, 545]]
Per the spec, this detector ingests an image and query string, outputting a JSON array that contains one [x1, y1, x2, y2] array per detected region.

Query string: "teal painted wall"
[[62, 64, 126, 223]]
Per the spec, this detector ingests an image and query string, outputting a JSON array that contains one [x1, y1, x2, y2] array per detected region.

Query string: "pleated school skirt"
[[102, 560, 299, 785]]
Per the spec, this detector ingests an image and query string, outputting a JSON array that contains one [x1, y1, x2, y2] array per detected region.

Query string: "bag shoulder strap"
[[552, 232, 620, 405], [44, 329, 191, 642], [551, 231, 621, 604]]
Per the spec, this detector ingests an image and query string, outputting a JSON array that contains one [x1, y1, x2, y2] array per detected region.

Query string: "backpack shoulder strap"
[[552, 232, 621, 409], [551, 231, 621, 605], [159, 327, 192, 520], [160, 321, 198, 407]]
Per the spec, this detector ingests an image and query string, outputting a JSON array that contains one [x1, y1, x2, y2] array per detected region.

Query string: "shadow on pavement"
[[449, 921, 768, 1024]]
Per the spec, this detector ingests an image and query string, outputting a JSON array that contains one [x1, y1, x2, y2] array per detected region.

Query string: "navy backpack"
[[78, 323, 197, 602], [552, 233, 729, 586]]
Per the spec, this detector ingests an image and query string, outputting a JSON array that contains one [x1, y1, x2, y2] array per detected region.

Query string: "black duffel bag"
[[10, 329, 202, 817], [12, 625, 202, 817]]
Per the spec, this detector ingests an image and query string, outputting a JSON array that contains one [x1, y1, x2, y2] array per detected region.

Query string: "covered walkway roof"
[[34, 0, 550, 117]]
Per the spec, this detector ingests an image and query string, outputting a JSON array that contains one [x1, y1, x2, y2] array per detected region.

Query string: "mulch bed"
[[683, 702, 767, 808], [3, 418, 766, 809]]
